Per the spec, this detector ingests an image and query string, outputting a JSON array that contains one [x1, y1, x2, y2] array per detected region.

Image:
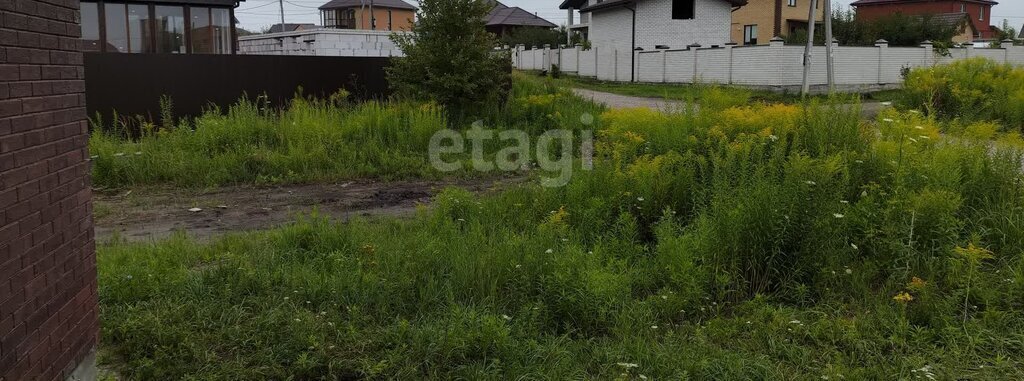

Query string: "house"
[[79, 0, 243, 54], [923, 13, 976, 43], [730, 0, 826, 45], [486, 1, 558, 37], [267, 23, 318, 33], [319, 0, 416, 31], [851, 0, 999, 40], [560, 0, 591, 44], [575, 0, 748, 51]]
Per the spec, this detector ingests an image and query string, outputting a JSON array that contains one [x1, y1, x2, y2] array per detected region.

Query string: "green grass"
[[99, 95, 1024, 379], [88, 73, 604, 188], [540, 72, 876, 104]]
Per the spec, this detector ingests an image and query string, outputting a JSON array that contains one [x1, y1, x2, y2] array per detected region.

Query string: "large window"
[[190, 7, 232, 54], [672, 0, 694, 20], [744, 25, 758, 45], [155, 6, 186, 53], [788, 0, 796, 7], [81, 2, 101, 52], [79, 1, 234, 54]]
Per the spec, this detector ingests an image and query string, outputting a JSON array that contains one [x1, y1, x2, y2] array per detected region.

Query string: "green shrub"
[[901, 57, 1024, 132]]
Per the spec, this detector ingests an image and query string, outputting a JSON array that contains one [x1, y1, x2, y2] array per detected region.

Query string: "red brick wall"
[[0, 0, 99, 379], [855, 1, 997, 39]]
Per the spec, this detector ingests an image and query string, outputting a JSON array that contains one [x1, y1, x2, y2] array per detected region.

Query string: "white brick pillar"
[[920, 40, 933, 66], [770, 37, 785, 86], [725, 43, 736, 85], [1002, 39, 1014, 63]]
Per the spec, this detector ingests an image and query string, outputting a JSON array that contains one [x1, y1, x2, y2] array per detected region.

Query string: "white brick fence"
[[513, 38, 1024, 91], [239, 29, 408, 57]]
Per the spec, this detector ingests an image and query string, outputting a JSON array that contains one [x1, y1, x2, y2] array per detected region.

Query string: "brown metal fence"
[[84, 53, 392, 120]]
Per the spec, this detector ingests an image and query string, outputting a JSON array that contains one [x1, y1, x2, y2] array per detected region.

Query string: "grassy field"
[[88, 73, 603, 188], [98, 84, 1024, 379]]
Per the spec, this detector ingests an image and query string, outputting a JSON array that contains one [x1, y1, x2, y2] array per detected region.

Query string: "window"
[[744, 25, 757, 45], [960, 3, 966, 12], [387, 10, 393, 31], [979, 5, 985, 21], [155, 5, 185, 53], [788, 0, 796, 7], [211, 8, 231, 54], [81, 2, 101, 52], [127, 4, 150, 53], [672, 0, 694, 20], [104, 4, 128, 52]]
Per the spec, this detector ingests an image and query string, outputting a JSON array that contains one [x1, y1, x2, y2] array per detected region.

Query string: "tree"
[[387, 0, 512, 119]]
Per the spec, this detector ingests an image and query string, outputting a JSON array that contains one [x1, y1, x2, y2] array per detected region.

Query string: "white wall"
[[589, 7, 635, 81], [513, 41, 1024, 89], [635, 0, 732, 49], [239, 29, 407, 57]]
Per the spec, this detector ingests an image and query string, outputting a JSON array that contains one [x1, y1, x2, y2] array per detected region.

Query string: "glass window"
[[671, 0, 694, 20], [104, 3, 128, 52], [155, 5, 186, 53], [979, 6, 985, 21], [744, 25, 758, 45], [127, 4, 151, 53], [788, 0, 796, 7], [211, 8, 232, 54], [81, 2, 101, 52], [190, 7, 212, 53]]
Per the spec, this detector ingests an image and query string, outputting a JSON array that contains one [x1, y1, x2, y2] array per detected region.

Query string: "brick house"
[[486, 1, 557, 37], [852, 0, 999, 40], [730, 0, 826, 45], [574, 0, 748, 52], [1, 0, 99, 379], [319, 0, 416, 31]]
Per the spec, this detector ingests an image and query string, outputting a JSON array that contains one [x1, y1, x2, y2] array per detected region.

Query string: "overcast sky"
[[237, 0, 1024, 35]]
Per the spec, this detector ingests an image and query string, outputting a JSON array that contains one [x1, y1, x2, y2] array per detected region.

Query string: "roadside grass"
[[99, 97, 1024, 379], [539, 71, 882, 104], [88, 72, 605, 188], [899, 57, 1024, 133]]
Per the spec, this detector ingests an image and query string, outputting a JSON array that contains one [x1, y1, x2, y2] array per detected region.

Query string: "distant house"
[[573, 0, 748, 51], [319, 0, 417, 31], [79, 0, 243, 54], [731, 0, 826, 45], [560, 0, 590, 43], [851, 0, 999, 41], [486, 1, 558, 37], [923, 13, 976, 43], [267, 23, 318, 33]]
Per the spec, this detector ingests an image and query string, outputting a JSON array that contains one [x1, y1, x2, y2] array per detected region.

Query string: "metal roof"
[[486, 3, 557, 28], [319, 0, 417, 11], [851, 0, 997, 6], [580, 0, 747, 13]]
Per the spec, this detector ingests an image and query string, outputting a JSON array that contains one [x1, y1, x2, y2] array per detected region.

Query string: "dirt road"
[[94, 176, 524, 243]]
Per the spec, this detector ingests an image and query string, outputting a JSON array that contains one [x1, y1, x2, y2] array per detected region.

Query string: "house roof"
[[580, 0, 747, 13], [851, 0, 996, 6], [319, 0, 417, 11], [559, 0, 588, 10], [267, 23, 317, 33], [486, 3, 557, 28], [921, 12, 973, 31]]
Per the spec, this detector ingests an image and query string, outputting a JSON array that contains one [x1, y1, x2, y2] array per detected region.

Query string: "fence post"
[[769, 37, 785, 86], [1003, 39, 1014, 64], [575, 44, 582, 73], [614, 49, 619, 81], [688, 43, 701, 83], [725, 42, 736, 85], [594, 46, 599, 78], [543, 44, 551, 71], [875, 39, 888, 84], [920, 40, 932, 67], [965, 42, 974, 59], [662, 50, 668, 83]]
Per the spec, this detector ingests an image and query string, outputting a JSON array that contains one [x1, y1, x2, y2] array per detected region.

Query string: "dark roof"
[[580, 0, 746, 13], [267, 23, 317, 33], [852, 0, 996, 6], [559, 0, 587, 10], [486, 4, 557, 28], [319, 0, 416, 11], [919, 12, 973, 31]]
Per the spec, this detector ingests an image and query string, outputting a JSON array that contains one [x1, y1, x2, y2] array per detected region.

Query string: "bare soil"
[[94, 176, 525, 243]]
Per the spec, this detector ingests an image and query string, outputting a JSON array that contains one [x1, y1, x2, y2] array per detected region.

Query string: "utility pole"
[[370, 0, 375, 30], [278, 0, 285, 33], [801, 0, 819, 97], [824, 0, 835, 94]]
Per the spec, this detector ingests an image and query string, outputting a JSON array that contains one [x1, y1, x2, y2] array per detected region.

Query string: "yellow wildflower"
[[908, 277, 927, 291], [893, 292, 914, 303]]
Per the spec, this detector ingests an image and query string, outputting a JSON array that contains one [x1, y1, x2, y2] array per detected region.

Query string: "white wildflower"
[[833, 213, 845, 218], [188, 207, 202, 212], [545, 248, 553, 254], [882, 118, 895, 122], [616, 363, 639, 368], [501, 314, 512, 321]]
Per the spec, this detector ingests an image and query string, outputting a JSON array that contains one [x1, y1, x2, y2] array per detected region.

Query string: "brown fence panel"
[[84, 53, 392, 120]]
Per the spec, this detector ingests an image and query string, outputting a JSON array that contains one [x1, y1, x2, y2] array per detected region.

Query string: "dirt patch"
[[94, 176, 525, 243]]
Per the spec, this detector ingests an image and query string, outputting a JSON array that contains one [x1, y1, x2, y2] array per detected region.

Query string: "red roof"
[[851, 0, 996, 6]]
